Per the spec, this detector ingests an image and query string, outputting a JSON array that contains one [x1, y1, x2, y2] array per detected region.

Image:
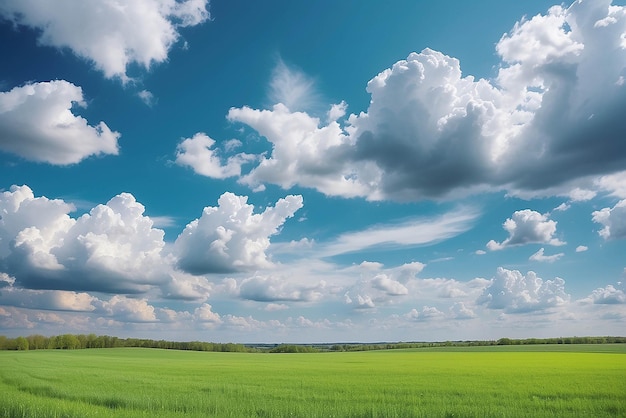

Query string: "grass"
[[1, 345, 625, 417]]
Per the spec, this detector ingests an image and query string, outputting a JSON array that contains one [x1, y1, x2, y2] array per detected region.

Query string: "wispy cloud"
[[269, 59, 320, 112], [149, 216, 177, 228], [317, 208, 478, 257], [137, 90, 156, 107]]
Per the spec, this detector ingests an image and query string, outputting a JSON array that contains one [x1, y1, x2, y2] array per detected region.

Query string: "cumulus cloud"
[[350, 48, 506, 200], [576, 245, 588, 252], [174, 192, 303, 274], [157, 307, 192, 323], [175, 133, 255, 179], [0, 185, 260, 300], [354, 294, 375, 310], [160, 271, 212, 301], [98, 295, 157, 323], [238, 274, 325, 302], [581, 283, 626, 304], [371, 274, 408, 296], [553, 203, 570, 212], [431, 278, 469, 298], [477, 267, 570, 313], [492, 0, 626, 191], [0, 0, 210, 80], [592, 199, 626, 240], [487, 210, 565, 250], [224, 0, 626, 201], [342, 262, 429, 311], [0, 184, 76, 263], [529, 248, 564, 263], [596, 171, 626, 198], [394, 262, 427, 281], [193, 303, 222, 327], [45, 194, 168, 292], [0, 185, 169, 293], [221, 314, 266, 330], [449, 302, 476, 319], [229, 103, 372, 198], [294, 316, 332, 329], [404, 306, 445, 321], [0, 81, 120, 164]]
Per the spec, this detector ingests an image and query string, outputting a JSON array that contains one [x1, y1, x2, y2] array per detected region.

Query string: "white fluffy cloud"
[[582, 283, 626, 304], [0, 185, 312, 299], [449, 302, 476, 319], [484, 0, 626, 191], [220, 0, 626, 201], [592, 199, 626, 240], [98, 295, 157, 323], [193, 303, 222, 327], [0, 186, 170, 293], [0, 0, 209, 80], [229, 104, 373, 198], [487, 210, 565, 250], [175, 133, 255, 179], [404, 306, 446, 322], [174, 192, 303, 274], [0, 81, 120, 164], [342, 262, 429, 311], [596, 171, 626, 198], [477, 267, 570, 313], [238, 274, 325, 303], [371, 274, 408, 296], [0, 185, 75, 261], [160, 271, 212, 301], [352, 294, 375, 310]]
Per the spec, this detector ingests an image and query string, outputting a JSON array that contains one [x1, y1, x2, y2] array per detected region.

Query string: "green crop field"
[[1, 345, 625, 417]]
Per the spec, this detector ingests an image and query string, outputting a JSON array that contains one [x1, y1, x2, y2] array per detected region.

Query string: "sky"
[[0, 0, 625, 343]]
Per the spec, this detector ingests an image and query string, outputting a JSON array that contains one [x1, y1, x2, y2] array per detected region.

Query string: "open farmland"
[[1, 345, 625, 417]]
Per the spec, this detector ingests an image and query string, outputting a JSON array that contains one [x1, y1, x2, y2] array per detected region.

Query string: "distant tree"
[[47, 335, 58, 349], [270, 344, 319, 353], [497, 338, 513, 345], [27, 334, 48, 350], [59, 334, 80, 349], [86, 333, 99, 348], [15, 336, 29, 351], [76, 334, 88, 349]]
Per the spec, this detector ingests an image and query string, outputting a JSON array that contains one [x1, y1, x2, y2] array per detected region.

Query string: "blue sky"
[[0, 0, 625, 343]]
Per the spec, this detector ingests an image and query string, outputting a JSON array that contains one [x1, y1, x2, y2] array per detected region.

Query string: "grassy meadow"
[[1, 345, 625, 417]]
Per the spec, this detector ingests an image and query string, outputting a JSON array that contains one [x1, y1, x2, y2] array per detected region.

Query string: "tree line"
[[0, 334, 624, 352], [327, 336, 626, 351], [0, 334, 254, 352]]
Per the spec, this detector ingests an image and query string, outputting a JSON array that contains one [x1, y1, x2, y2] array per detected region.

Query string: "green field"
[[1, 345, 625, 417]]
